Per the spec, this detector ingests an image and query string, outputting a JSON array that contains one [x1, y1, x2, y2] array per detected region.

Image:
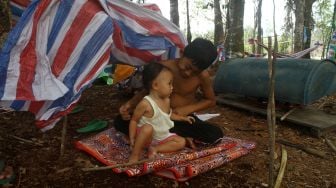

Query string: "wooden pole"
[[60, 116, 68, 157], [267, 36, 276, 188], [267, 1, 279, 187]]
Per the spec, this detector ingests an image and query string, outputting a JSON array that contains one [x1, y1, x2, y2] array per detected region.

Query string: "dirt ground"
[[0, 84, 335, 188]]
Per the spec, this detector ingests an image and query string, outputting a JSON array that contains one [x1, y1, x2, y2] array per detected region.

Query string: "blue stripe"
[[47, 0, 74, 54], [168, 46, 178, 59], [10, 4, 25, 17], [49, 17, 113, 109], [116, 20, 173, 50], [63, 17, 113, 89], [0, 0, 40, 99], [10, 100, 26, 110]]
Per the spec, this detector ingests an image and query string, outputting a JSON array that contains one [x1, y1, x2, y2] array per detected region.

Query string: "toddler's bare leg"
[[149, 136, 186, 158], [129, 124, 153, 163]]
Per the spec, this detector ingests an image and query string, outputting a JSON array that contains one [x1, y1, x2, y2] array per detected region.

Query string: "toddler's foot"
[[148, 147, 158, 159], [186, 137, 196, 150], [128, 155, 139, 164]]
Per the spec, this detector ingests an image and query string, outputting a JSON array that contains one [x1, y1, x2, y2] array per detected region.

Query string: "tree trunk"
[[325, 0, 336, 59], [186, 0, 192, 43], [284, 0, 295, 53], [214, 0, 224, 46], [303, 0, 316, 59], [170, 0, 179, 27], [253, 1, 257, 53], [293, 0, 305, 52], [256, 0, 263, 54], [224, 0, 245, 56]]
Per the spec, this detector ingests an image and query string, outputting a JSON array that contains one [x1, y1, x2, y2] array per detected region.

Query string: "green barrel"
[[214, 58, 336, 105]]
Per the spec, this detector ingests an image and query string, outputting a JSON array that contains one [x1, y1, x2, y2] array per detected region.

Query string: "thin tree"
[[252, 0, 262, 54], [256, 0, 263, 54], [303, 0, 317, 59], [252, 0, 257, 53], [283, 0, 294, 53], [186, 0, 192, 43], [293, 0, 305, 52], [224, 0, 245, 56], [325, 0, 336, 58], [170, 0, 180, 27], [214, 0, 224, 46]]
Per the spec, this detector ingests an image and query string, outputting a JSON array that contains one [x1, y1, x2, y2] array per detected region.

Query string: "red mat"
[[75, 127, 256, 182]]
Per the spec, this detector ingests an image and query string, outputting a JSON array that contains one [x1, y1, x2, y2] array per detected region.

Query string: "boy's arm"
[[170, 113, 195, 124], [129, 100, 148, 147], [120, 89, 148, 120], [174, 71, 216, 115]]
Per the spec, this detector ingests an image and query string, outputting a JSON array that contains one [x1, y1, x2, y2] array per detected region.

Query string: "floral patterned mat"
[[75, 127, 256, 182]]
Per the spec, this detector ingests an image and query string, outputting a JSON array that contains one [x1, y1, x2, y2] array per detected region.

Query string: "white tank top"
[[138, 95, 174, 140]]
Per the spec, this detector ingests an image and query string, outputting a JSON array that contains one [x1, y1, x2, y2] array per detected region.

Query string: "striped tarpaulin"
[[1, 0, 187, 130], [9, 0, 31, 21]]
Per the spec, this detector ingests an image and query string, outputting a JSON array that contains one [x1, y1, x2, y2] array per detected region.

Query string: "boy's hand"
[[177, 115, 195, 124], [171, 112, 195, 124], [185, 116, 195, 124], [120, 103, 131, 120]]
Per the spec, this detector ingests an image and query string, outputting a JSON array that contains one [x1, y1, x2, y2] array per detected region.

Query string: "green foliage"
[[278, 33, 291, 54], [314, 0, 333, 34]]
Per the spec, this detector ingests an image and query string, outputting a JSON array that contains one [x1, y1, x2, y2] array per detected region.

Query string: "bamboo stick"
[[325, 138, 336, 153], [274, 146, 288, 188], [277, 139, 326, 158], [317, 99, 327, 109], [10, 135, 43, 146], [280, 108, 296, 121], [82, 158, 153, 172]]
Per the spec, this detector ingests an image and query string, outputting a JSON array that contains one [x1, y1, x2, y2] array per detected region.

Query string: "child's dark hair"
[[183, 38, 217, 70], [142, 62, 169, 91]]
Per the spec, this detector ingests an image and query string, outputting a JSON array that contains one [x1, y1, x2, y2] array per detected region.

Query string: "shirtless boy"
[[115, 38, 223, 144]]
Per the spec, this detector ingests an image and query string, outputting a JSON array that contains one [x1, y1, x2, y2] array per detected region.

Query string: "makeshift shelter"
[[1, 0, 187, 131]]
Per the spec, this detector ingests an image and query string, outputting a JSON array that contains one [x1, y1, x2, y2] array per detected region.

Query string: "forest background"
[[145, 0, 335, 59]]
